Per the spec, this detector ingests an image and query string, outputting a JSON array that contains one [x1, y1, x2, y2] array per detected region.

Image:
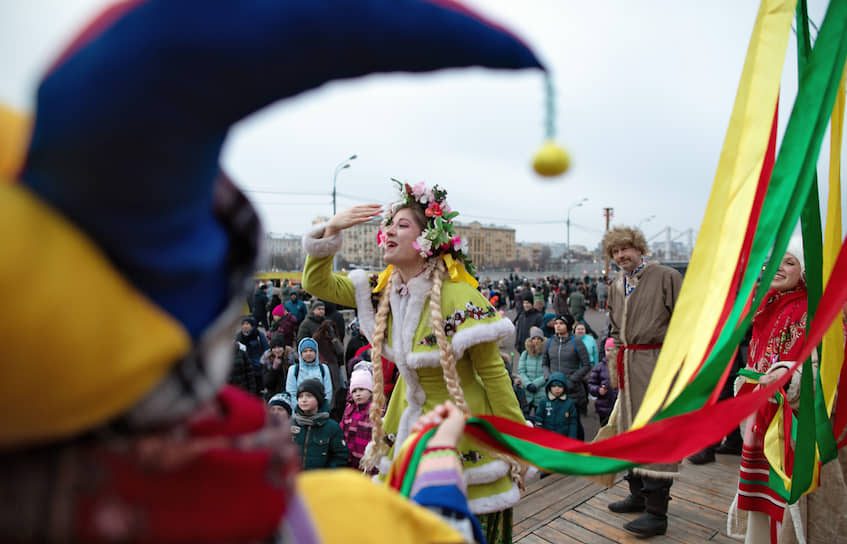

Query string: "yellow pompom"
[[532, 140, 570, 177]]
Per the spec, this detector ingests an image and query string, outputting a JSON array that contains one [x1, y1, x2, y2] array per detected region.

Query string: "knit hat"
[[271, 304, 286, 317], [555, 314, 574, 329], [529, 326, 545, 340], [297, 378, 325, 401], [533, 293, 544, 303], [298, 337, 318, 354], [269, 334, 286, 348], [604, 337, 615, 349], [310, 300, 325, 311], [542, 313, 556, 329], [268, 394, 292, 416], [241, 316, 257, 327], [349, 368, 374, 392]]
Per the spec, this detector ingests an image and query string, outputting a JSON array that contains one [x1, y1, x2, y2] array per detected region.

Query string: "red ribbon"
[[616, 344, 663, 391]]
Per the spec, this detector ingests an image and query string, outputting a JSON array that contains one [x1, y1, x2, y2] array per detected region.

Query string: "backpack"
[[293, 362, 326, 380]]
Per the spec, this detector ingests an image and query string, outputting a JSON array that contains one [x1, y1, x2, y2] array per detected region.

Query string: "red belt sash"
[[616, 343, 663, 390]]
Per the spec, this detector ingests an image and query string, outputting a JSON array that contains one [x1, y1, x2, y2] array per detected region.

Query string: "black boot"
[[608, 473, 645, 513], [624, 486, 669, 538]]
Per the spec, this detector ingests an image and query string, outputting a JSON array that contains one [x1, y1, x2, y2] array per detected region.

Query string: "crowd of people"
[[222, 211, 847, 544]]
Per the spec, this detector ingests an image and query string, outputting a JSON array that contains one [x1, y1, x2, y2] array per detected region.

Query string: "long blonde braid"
[[431, 259, 526, 486], [360, 272, 393, 471], [429, 259, 469, 414]]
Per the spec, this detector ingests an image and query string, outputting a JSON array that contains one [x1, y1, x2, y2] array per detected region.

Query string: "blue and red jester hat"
[[21, 0, 545, 339]]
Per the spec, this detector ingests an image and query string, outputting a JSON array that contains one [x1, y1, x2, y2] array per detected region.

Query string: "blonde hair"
[[361, 259, 470, 469], [362, 259, 523, 483]]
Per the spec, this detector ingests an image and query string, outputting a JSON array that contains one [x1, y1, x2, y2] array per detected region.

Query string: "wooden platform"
[[514, 454, 741, 543]]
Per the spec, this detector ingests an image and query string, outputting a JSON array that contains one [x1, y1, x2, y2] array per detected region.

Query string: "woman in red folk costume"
[[730, 238, 847, 544]]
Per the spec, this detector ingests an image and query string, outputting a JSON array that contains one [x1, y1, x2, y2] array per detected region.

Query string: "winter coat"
[[261, 349, 293, 398], [514, 308, 542, 353], [542, 335, 590, 410], [291, 408, 348, 470], [518, 344, 546, 407], [252, 290, 269, 328], [284, 295, 307, 324], [228, 345, 261, 396], [341, 398, 373, 468], [236, 328, 269, 367], [587, 358, 617, 419], [297, 314, 324, 344], [608, 261, 682, 478], [532, 373, 578, 438], [302, 238, 525, 513], [578, 334, 599, 366], [284, 344, 333, 408], [268, 312, 298, 347], [568, 290, 586, 319]]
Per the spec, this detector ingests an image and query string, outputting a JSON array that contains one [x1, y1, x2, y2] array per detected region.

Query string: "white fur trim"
[[464, 460, 509, 485], [451, 318, 515, 360], [377, 455, 392, 475], [467, 481, 521, 514], [633, 467, 678, 480], [405, 350, 441, 369], [302, 222, 343, 258], [349, 269, 375, 342]]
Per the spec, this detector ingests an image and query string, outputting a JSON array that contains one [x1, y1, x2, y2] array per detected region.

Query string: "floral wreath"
[[377, 178, 476, 279]]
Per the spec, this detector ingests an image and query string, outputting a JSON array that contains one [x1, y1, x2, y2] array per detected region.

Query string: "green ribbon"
[[660, 0, 847, 424]]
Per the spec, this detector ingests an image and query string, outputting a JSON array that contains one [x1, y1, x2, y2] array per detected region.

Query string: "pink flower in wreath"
[[425, 202, 443, 217], [376, 229, 386, 248]]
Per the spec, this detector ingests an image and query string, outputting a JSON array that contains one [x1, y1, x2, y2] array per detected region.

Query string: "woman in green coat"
[[301, 181, 525, 543]]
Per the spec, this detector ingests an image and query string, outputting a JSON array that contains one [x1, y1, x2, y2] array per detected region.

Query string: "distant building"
[[337, 219, 516, 269], [455, 222, 515, 269], [516, 243, 543, 269], [339, 219, 383, 268]]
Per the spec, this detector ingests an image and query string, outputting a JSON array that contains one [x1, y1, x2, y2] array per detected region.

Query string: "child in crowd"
[[267, 393, 292, 422], [532, 372, 579, 439], [267, 303, 298, 347], [291, 379, 349, 470], [588, 338, 618, 426], [261, 335, 293, 398], [285, 337, 333, 407], [341, 366, 374, 469], [519, 326, 547, 415]]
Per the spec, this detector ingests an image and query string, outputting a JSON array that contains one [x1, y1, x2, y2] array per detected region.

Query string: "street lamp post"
[[332, 154, 357, 216], [566, 198, 588, 278], [331, 154, 356, 271]]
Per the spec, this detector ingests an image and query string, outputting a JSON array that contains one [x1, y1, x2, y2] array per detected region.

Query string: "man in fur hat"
[[603, 226, 682, 538]]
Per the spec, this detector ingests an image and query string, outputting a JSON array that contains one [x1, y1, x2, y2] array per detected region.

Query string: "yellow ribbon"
[[442, 254, 478, 288], [762, 391, 821, 496], [634, 0, 796, 426], [372, 265, 394, 293], [371, 255, 478, 293]]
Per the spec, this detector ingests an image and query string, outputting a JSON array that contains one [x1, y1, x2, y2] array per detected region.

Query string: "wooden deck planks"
[[512, 455, 743, 543]]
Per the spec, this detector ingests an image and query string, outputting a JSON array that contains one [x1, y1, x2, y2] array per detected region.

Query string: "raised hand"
[[324, 204, 383, 238]]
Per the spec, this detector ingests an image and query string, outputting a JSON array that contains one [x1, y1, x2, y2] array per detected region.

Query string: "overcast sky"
[[2, 1, 843, 250]]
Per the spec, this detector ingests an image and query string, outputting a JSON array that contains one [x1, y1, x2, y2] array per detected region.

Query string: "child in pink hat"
[[341, 367, 374, 470]]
